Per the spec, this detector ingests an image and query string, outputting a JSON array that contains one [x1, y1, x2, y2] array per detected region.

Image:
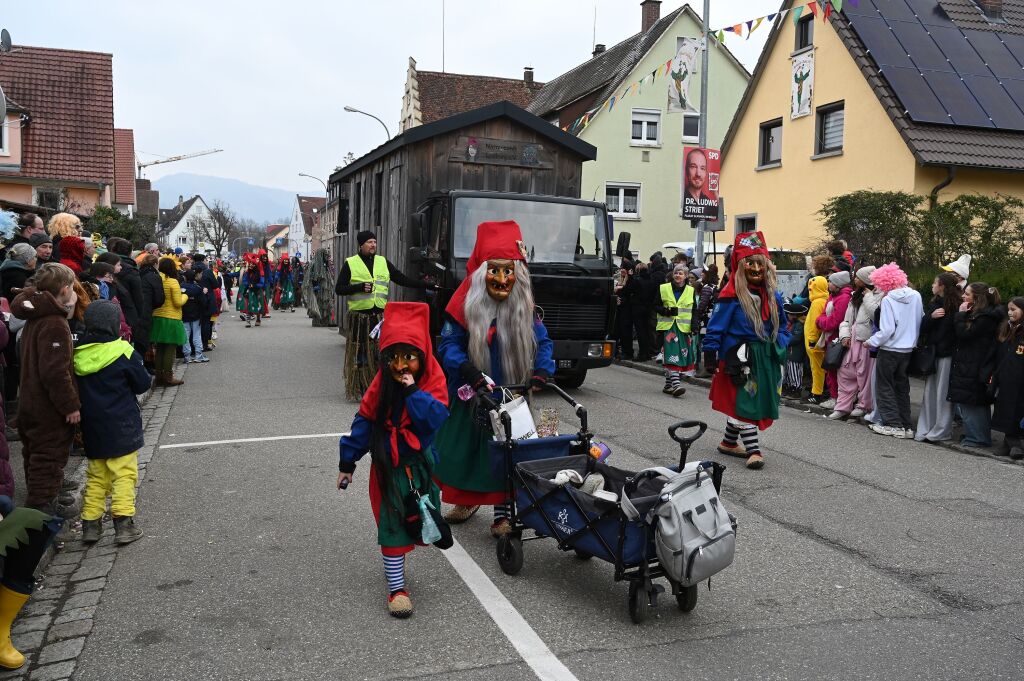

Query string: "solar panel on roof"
[[903, 0, 955, 27], [967, 31, 1024, 80], [871, 0, 917, 22], [843, 0, 879, 17], [963, 75, 1024, 129], [931, 26, 989, 76], [881, 66, 951, 123], [1001, 79, 1024, 114], [889, 19, 954, 73], [921, 70, 993, 127], [856, 17, 916, 69], [997, 34, 1024, 74]]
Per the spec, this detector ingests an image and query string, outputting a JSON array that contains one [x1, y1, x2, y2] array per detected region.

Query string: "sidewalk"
[[616, 357, 1023, 467]]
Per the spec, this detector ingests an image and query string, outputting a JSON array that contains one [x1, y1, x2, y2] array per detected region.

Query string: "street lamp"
[[343, 106, 391, 141], [298, 172, 328, 194], [231, 236, 256, 255]]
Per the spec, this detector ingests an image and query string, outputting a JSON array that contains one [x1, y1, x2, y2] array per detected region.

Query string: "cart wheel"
[[676, 584, 698, 613], [573, 549, 593, 561], [627, 581, 649, 624], [496, 535, 524, 575]]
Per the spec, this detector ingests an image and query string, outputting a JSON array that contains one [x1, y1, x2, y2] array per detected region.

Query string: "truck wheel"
[[556, 369, 587, 390]]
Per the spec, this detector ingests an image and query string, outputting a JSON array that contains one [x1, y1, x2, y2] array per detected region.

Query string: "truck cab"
[[408, 190, 616, 388]]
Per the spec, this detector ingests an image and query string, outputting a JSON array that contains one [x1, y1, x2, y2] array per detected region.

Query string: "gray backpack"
[[622, 464, 735, 586]]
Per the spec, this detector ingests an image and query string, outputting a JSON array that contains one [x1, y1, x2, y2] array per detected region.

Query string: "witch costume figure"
[[702, 231, 789, 470], [237, 252, 270, 327], [433, 220, 555, 537], [273, 257, 297, 312], [337, 302, 450, 619]]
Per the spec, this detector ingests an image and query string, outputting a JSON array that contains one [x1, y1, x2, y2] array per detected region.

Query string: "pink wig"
[[870, 262, 908, 293]]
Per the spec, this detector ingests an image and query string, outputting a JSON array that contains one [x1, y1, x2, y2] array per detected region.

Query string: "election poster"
[[791, 51, 814, 119], [681, 146, 720, 221], [667, 37, 701, 113]]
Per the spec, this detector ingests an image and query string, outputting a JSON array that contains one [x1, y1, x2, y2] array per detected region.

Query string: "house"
[[287, 195, 326, 261], [0, 46, 116, 214], [112, 128, 136, 216], [265, 224, 290, 259], [400, 58, 545, 132], [719, 0, 1024, 249], [156, 195, 213, 251], [527, 1, 750, 259]]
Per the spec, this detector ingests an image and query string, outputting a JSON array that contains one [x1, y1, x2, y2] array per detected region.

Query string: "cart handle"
[[668, 421, 707, 446]]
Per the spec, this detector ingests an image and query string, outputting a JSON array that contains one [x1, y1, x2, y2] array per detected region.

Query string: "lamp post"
[[343, 106, 391, 141], [231, 236, 256, 255], [298, 173, 328, 262]]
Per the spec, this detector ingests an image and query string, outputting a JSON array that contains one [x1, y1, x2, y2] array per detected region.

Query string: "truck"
[[407, 189, 617, 389]]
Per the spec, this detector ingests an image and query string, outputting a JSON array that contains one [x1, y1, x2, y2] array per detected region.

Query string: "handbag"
[[909, 344, 937, 377], [822, 337, 847, 371], [488, 389, 539, 441]]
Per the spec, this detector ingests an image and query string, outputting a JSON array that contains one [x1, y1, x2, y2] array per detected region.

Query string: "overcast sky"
[[5, 0, 781, 193]]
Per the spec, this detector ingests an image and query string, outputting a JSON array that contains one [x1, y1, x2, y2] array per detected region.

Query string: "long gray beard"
[[463, 262, 537, 385]]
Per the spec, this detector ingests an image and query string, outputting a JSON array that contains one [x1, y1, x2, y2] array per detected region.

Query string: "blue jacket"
[[703, 293, 791, 356], [73, 337, 152, 459], [438, 316, 555, 398], [339, 386, 449, 473], [181, 281, 207, 322]]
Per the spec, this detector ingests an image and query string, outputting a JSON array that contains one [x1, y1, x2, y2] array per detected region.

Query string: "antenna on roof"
[[0, 29, 11, 53], [592, 2, 597, 54]]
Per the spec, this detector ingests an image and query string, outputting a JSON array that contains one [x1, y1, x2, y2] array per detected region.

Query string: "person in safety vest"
[[656, 263, 697, 397], [335, 230, 436, 400]]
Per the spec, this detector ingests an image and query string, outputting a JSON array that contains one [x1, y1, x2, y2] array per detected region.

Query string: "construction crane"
[[136, 148, 223, 178]]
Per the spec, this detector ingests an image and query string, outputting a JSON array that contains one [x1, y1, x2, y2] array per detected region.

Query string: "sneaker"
[[194, 355, 210, 363], [849, 408, 866, 418], [903, 428, 915, 439], [183, 356, 193, 363], [81, 519, 102, 544], [113, 516, 143, 544], [869, 423, 900, 438], [827, 410, 848, 420], [819, 398, 837, 410], [745, 453, 765, 469], [717, 441, 747, 458], [387, 590, 413, 619]]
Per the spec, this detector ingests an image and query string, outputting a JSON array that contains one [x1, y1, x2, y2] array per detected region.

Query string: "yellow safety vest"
[[346, 254, 390, 311], [657, 282, 694, 332]]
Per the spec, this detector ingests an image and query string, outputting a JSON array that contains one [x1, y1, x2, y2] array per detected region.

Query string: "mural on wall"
[[667, 37, 701, 113], [791, 51, 815, 119]]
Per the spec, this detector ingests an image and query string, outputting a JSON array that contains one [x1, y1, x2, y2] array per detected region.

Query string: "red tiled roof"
[[0, 45, 115, 184], [417, 71, 544, 124], [266, 223, 288, 235], [113, 128, 136, 205], [297, 195, 326, 234]]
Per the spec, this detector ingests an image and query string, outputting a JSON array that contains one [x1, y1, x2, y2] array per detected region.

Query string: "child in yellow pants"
[[804, 276, 829, 404], [73, 300, 153, 545]]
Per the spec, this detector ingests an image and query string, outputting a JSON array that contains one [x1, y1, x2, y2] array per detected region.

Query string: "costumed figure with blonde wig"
[[433, 221, 555, 536], [237, 252, 270, 328], [702, 231, 790, 470]]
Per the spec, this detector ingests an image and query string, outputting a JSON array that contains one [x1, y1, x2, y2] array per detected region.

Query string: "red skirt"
[[708, 360, 776, 430]]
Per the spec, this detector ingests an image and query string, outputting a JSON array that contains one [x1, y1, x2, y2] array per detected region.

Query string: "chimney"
[[592, 44, 606, 58], [178, 195, 183, 209], [641, 0, 661, 33], [975, 0, 1004, 20], [524, 66, 534, 84]]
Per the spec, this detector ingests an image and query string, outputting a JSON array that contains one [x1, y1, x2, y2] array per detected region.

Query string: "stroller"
[[491, 402, 733, 623]]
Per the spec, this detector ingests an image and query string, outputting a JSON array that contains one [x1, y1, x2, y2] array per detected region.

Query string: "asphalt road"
[[72, 310, 1024, 680]]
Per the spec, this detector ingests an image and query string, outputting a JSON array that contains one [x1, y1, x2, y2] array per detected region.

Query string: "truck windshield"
[[453, 196, 608, 266]]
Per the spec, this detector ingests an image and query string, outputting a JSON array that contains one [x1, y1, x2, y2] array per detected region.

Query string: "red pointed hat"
[[445, 220, 527, 327], [730, 231, 770, 272]]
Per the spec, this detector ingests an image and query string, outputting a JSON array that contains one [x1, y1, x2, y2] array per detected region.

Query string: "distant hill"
[[152, 173, 313, 224]]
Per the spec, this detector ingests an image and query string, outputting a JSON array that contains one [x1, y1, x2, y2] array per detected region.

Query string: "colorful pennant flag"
[[807, 1, 818, 18]]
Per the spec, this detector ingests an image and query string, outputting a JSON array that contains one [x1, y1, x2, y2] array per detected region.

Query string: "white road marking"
[[159, 433, 345, 449], [441, 538, 580, 681]]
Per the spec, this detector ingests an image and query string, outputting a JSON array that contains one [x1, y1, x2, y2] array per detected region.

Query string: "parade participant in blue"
[[237, 252, 269, 328], [702, 231, 789, 470], [273, 256, 297, 312], [337, 302, 450, 619], [433, 220, 555, 536]]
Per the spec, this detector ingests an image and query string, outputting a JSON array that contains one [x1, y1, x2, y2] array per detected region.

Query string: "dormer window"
[[975, 0, 1004, 21]]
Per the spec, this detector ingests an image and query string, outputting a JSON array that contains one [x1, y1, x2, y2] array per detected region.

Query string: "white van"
[[661, 242, 810, 300]]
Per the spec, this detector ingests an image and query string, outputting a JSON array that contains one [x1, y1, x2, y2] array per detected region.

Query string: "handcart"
[[494, 412, 733, 623]]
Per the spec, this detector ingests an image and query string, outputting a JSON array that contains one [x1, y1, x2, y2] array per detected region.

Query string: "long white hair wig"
[[463, 261, 538, 384]]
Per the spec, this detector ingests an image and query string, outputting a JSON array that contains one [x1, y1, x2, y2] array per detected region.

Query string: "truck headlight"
[[588, 343, 612, 358]]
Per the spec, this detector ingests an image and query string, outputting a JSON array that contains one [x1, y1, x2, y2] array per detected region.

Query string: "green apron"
[[376, 452, 440, 549], [735, 341, 786, 422], [433, 399, 500, 494]]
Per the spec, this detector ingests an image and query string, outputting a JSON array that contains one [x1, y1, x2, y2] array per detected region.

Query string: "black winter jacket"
[[947, 306, 1004, 405], [991, 324, 1024, 434], [115, 256, 145, 333], [918, 297, 957, 358], [181, 282, 207, 322], [73, 335, 151, 458]]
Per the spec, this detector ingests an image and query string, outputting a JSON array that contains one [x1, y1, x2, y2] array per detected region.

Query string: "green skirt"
[[150, 316, 187, 345], [373, 454, 440, 549], [433, 399, 507, 505]]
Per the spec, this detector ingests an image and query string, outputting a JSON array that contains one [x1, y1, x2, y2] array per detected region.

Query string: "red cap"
[[445, 221, 528, 326], [730, 231, 770, 272]]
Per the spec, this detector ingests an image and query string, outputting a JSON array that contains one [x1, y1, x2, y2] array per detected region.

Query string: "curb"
[[614, 359, 1024, 468]]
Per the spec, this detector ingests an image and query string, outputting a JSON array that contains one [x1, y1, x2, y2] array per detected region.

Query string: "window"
[[795, 14, 814, 51], [682, 114, 700, 142], [34, 187, 62, 211], [758, 119, 783, 167], [815, 102, 845, 155], [606, 183, 640, 219], [178, 235, 188, 246], [0, 122, 6, 155], [736, 215, 757, 233], [630, 109, 660, 146]]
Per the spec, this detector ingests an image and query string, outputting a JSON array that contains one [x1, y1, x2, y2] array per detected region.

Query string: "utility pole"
[[694, 0, 711, 266]]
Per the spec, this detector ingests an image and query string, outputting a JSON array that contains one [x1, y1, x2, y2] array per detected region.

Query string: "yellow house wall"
[[0, 183, 31, 203], [914, 165, 1024, 202], [720, 4, 918, 251]]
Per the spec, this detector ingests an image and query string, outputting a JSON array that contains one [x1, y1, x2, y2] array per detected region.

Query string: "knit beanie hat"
[[8, 242, 35, 265], [855, 265, 876, 286], [84, 299, 120, 337], [29, 233, 52, 248], [828, 271, 851, 288], [357, 230, 377, 247]]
